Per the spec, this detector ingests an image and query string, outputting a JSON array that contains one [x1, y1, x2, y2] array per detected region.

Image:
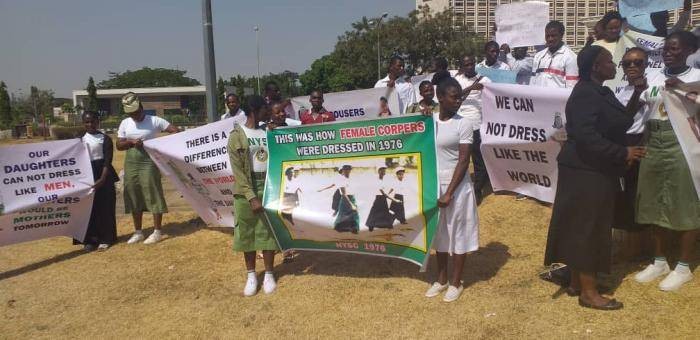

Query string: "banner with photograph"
[[608, 30, 665, 93], [480, 83, 571, 203], [264, 115, 438, 268], [0, 139, 94, 246], [144, 118, 237, 227], [665, 84, 700, 199], [290, 87, 400, 122], [495, 1, 549, 48]]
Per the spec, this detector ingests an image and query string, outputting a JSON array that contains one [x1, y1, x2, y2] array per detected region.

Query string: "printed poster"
[[480, 83, 571, 203], [0, 139, 94, 246], [263, 115, 438, 268]]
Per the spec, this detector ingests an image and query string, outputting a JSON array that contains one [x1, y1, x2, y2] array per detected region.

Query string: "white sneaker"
[[244, 276, 258, 297], [634, 263, 671, 283], [97, 244, 110, 251], [443, 285, 464, 302], [659, 269, 693, 291], [143, 230, 162, 245], [126, 232, 144, 244], [262, 273, 277, 294], [425, 282, 448, 298]]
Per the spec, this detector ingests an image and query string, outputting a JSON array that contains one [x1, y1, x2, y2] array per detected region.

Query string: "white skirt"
[[433, 177, 479, 255]]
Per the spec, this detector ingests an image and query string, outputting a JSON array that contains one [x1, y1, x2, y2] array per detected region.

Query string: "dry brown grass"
[[1, 136, 699, 339]]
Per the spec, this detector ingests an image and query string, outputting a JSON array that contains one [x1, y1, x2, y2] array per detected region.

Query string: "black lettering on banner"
[[506, 170, 551, 187]]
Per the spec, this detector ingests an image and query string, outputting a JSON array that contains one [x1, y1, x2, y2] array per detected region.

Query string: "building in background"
[[417, 0, 698, 51], [72, 86, 206, 117]]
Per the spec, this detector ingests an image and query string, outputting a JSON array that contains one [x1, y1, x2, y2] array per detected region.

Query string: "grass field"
[[1, 136, 699, 339]]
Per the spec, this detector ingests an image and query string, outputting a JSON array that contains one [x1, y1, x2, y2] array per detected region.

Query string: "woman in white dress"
[[425, 77, 480, 302]]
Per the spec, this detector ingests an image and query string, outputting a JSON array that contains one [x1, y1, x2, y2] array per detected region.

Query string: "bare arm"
[[164, 124, 179, 134]]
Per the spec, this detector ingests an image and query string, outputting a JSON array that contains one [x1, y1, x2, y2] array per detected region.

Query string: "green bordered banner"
[[264, 115, 438, 268]]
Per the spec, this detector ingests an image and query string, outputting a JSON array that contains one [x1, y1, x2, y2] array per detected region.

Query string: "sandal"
[[578, 298, 623, 311]]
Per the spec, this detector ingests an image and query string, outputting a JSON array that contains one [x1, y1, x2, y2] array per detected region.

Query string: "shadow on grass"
[[275, 241, 510, 285], [0, 249, 87, 281], [0, 219, 204, 281]]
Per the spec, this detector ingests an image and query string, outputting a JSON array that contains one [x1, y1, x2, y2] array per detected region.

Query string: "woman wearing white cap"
[[389, 167, 407, 225], [365, 165, 397, 231], [425, 78, 479, 302], [333, 165, 359, 234], [116, 92, 179, 245]]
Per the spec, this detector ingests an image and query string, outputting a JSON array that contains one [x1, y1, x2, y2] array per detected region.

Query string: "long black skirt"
[[544, 165, 618, 273], [389, 194, 406, 224], [365, 195, 394, 230], [76, 159, 117, 245], [331, 189, 341, 212]]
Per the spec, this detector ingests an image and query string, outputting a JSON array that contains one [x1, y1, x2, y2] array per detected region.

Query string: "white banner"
[[0, 139, 94, 246], [144, 119, 236, 227], [290, 87, 400, 121], [609, 30, 665, 93], [665, 83, 700, 199], [480, 83, 571, 203], [495, 1, 549, 48]]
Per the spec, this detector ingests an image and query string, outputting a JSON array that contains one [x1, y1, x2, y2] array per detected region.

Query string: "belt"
[[647, 119, 673, 132]]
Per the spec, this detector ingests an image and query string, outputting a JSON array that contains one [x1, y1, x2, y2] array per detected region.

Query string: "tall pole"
[[202, 0, 217, 122], [376, 13, 388, 80], [255, 26, 261, 95]]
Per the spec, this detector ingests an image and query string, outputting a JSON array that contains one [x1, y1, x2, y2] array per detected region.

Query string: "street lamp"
[[372, 12, 389, 80], [254, 25, 261, 95]]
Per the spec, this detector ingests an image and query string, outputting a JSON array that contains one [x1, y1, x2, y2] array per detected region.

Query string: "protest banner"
[[495, 1, 549, 48], [143, 118, 237, 227], [608, 30, 665, 93], [290, 87, 400, 122], [480, 83, 571, 203], [476, 66, 518, 84], [263, 115, 438, 268], [619, 0, 683, 17], [664, 83, 700, 199], [0, 139, 94, 246]]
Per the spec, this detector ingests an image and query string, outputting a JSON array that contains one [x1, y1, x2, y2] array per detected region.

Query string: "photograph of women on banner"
[[269, 154, 426, 250]]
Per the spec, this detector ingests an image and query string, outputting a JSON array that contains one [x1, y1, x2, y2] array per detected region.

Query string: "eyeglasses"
[[621, 59, 646, 68]]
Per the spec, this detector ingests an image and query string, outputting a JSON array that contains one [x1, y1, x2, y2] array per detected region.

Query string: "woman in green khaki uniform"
[[116, 92, 179, 245], [228, 95, 279, 297]]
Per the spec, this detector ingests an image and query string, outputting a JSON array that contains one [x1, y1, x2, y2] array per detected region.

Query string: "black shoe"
[[83, 243, 97, 252], [578, 298, 623, 311]]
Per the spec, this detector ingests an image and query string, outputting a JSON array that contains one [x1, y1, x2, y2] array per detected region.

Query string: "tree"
[[84, 76, 98, 112], [97, 67, 201, 89], [0, 81, 11, 129], [301, 7, 484, 91], [216, 77, 225, 114], [60, 102, 75, 114]]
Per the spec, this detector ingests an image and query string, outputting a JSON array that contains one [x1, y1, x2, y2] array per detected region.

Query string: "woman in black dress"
[[365, 166, 396, 231], [544, 46, 646, 310], [76, 111, 119, 251]]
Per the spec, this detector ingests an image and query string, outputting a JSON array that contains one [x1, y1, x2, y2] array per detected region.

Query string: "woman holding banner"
[[116, 93, 179, 245], [425, 77, 479, 303], [544, 46, 646, 311], [75, 111, 119, 251], [633, 31, 700, 292], [228, 95, 279, 296]]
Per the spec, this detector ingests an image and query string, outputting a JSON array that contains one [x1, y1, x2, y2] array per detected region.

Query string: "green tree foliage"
[[301, 7, 484, 92], [97, 67, 201, 89], [222, 71, 301, 108], [216, 77, 226, 114], [60, 102, 75, 114], [0, 81, 12, 129], [85, 76, 98, 112], [11, 86, 54, 124]]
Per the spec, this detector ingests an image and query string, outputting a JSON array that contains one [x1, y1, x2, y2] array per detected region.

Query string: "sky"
[[0, 0, 414, 98]]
